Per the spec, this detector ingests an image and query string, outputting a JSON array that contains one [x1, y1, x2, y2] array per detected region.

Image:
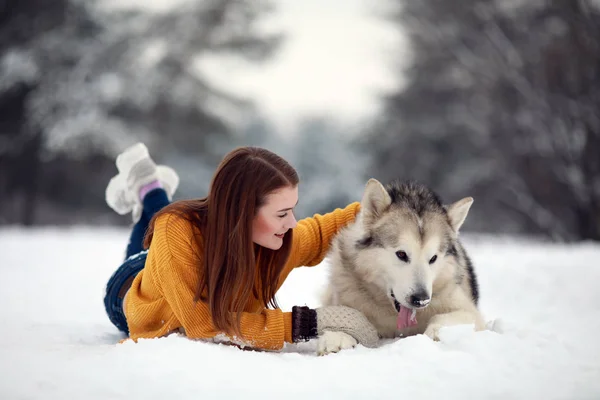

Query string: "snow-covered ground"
[[1, 227, 600, 399]]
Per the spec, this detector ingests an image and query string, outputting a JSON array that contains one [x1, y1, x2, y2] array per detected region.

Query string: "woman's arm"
[[290, 202, 361, 268], [155, 255, 293, 350]]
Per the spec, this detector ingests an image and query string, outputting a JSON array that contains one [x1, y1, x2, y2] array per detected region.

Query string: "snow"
[[1, 227, 600, 399], [0, 49, 39, 92]]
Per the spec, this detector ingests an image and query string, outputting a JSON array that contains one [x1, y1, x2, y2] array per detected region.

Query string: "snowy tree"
[[291, 117, 368, 218], [202, 114, 369, 218], [487, 0, 600, 241], [0, 0, 101, 225], [37, 0, 281, 158], [369, 0, 600, 240], [0, 0, 280, 225]]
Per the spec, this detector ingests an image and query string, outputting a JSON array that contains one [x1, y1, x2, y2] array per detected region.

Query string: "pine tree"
[[369, 0, 600, 240], [0, 0, 280, 224]]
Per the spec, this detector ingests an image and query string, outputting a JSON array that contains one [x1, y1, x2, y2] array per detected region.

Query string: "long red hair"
[[143, 147, 299, 338]]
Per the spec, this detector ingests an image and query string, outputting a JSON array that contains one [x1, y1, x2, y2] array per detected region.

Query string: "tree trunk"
[[19, 130, 43, 226]]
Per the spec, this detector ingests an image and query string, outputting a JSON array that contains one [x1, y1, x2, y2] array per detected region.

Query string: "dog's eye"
[[429, 255, 438, 264], [395, 251, 409, 262]]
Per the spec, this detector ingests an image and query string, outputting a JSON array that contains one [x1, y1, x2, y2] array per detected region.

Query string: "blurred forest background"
[[1, 0, 599, 242]]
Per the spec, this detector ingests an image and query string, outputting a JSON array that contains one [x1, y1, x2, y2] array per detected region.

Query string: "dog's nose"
[[409, 291, 431, 308]]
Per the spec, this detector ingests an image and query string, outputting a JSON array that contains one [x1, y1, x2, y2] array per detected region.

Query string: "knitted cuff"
[[291, 306, 318, 342]]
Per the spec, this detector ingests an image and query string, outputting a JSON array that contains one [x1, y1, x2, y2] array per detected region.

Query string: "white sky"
[[103, 0, 405, 130]]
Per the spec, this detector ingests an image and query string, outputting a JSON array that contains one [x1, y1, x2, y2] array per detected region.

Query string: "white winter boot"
[[105, 143, 179, 222]]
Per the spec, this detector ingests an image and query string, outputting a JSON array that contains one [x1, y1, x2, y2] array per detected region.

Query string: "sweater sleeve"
[[290, 202, 361, 268], [150, 213, 293, 350]]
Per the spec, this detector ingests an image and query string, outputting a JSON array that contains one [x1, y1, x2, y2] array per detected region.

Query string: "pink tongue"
[[396, 306, 418, 330]]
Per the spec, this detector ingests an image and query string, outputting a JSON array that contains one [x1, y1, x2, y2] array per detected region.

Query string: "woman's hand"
[[292, 305, 380, 355]]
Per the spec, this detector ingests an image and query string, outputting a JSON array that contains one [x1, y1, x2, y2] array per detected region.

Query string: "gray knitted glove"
[[292, 305, 380, 348]]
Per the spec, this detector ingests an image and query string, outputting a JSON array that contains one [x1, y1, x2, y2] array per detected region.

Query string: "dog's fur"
[[322, 178, 485, 345]]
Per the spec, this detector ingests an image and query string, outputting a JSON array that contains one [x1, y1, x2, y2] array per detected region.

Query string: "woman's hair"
[[144, 147, 299, 338]]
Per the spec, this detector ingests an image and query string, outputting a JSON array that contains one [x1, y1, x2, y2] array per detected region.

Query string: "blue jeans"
[[103, 188, 170, 334]]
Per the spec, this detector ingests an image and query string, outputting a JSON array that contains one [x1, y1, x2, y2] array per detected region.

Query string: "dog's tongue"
[[397, 306, 418, 330]]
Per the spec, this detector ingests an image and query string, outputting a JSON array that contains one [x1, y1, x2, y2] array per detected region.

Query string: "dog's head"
[[354, 178, 472, 326]]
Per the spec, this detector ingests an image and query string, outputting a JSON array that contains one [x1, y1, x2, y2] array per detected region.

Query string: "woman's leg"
[[105, 187, 172, 335], [104, 143, 179, 334], [104, 251, 148, 334], [125, 186, 171, 259]]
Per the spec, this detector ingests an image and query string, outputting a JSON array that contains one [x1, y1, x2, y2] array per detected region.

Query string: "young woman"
[[103, 143, 378, 352]]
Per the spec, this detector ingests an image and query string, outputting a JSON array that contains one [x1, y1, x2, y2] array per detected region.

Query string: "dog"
[[319, 178, 486, 353]]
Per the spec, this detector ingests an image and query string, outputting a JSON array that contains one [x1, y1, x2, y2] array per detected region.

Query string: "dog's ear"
[[361, 178, 392, 226], [446, 197, 473, 232]]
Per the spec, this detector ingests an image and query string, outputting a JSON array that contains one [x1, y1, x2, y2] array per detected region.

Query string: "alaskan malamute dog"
[[321, 178, 485, 350]]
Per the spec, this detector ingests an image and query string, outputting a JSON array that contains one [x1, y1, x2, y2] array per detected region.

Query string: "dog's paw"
[[317, 331, 358, 356], [424, 324, 443, 341]]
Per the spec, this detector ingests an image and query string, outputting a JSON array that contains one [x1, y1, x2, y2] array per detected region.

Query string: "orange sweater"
[[124, 202, 360, 350]]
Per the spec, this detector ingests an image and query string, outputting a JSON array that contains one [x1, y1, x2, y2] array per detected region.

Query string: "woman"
[[104, 143, 378, 352]]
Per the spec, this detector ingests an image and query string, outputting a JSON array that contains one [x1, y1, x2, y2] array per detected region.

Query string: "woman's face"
[[252, 185, 299, 250]]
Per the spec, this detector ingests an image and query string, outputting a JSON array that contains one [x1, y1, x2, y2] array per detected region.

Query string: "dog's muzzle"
[[391, 290, 431, 310]]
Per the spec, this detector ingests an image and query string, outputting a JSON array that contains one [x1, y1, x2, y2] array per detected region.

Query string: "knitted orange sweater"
[[124, 202, 360, 350]]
